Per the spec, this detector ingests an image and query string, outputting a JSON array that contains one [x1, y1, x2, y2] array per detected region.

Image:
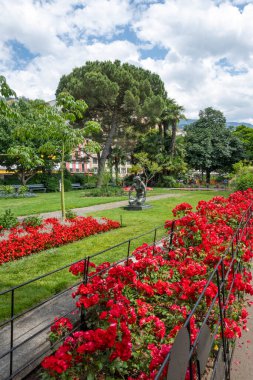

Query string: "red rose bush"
[[41, 190, 253, 380], [0, 216, 120, 265]]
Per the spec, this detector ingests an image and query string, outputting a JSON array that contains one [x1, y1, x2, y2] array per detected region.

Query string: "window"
[[92, 157, 98, 164]]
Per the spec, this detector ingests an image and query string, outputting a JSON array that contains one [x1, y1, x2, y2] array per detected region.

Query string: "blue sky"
[[1, 0, 253, 123]]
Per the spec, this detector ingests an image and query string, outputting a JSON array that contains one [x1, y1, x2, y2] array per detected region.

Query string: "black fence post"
[[10, 289, 14, 377], [126, 239, 131, 265], [216, 264, 228, 377], [80, 258, 88, 330], [186, 314, 194, 380], [153, 228, 157, 255], [169, 220, 175, 248]]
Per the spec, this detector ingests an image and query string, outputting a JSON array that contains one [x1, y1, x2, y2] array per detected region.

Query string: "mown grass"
[[0, 190, 230, 321], [0, 187, 172, 217]]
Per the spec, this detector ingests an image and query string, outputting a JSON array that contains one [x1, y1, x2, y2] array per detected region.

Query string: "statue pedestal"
[[123, 204, 152, 211]]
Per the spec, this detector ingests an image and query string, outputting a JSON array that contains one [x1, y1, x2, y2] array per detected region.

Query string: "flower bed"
[[41, 190, 253, 380], [0, 216, 120, 265]]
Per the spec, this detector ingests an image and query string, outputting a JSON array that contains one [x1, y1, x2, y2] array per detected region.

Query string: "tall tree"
[[184, 107, 244, 184], [0, 75, 16, 115], [233, 125, 253, 161], [160, 98, 185, 156], [0, 93, 100, 218], [56, 60, 167, 187]]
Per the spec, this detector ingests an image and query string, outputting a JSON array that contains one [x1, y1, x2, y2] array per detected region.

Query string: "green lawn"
[[0, 190, 229, 321], [0, 187, 173, 216]]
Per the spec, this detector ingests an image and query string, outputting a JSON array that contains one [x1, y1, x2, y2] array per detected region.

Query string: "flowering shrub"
[[41, 189, 253, 380], [0, 216, 120, 265], [49, 317, 74, 345]]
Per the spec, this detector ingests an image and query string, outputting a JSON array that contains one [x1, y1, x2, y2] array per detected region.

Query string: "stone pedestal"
[[123, 204, 152, 211]]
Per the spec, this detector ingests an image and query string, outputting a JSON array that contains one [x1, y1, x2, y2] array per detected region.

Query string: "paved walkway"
[[230, 290, 253, 379], [19, 193, 180, 220]]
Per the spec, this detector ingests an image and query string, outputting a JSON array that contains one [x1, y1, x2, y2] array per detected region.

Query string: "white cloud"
[[3, 40, 139, 100], [134, 0, 253, 62], [0, 0, 253, 123]]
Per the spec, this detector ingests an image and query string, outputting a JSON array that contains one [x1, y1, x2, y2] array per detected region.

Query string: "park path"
[[230, 289, 253, 379], [18, 193, 179, 220]]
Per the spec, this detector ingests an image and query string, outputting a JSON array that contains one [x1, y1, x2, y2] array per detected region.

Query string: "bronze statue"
[[128, 176, 146, 206]]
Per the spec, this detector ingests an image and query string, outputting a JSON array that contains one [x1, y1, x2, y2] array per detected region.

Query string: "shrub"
[[18, 185, 29, 195], [156, 175, 180, 188], [22, 215, 43, 228], [83, 186, 125, 197], [70, 173, 86, 186], [233, 172, 253, 191], [0, 209, 18, 229], [65, 209, 77, 219], [63, 178, 72, 192], [0, 185, 15, 195], [44, 177, 59, 192], [230, 164, 253, 191]]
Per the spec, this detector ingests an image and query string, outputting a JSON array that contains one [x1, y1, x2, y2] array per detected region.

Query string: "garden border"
[[155, 203, 253, 380], [0, 202, 252, 380], [0, 223, 170, 380]]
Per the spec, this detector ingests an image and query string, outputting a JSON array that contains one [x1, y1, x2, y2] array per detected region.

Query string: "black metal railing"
[[0, 223, 170, 380], [155, 203, 253, 380]]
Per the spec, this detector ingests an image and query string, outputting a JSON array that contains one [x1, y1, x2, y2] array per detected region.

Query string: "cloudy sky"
[[1, 0, 253, 123]]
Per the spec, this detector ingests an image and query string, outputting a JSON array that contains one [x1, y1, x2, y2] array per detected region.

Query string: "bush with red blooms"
[[41, 189, 253, 380], [49, 317, 74, 345], [0, 216, 120, 265]]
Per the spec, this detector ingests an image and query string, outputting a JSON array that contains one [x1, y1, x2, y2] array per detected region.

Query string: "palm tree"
[[108, 146, 127, 185], [161, 99, 185, 157]]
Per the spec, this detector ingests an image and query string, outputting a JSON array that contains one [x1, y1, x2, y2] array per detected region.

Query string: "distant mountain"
[[178, 119, 253, 129]]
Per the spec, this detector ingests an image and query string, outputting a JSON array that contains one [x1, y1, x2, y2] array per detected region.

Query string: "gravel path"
[[18, 193, 180, 220]]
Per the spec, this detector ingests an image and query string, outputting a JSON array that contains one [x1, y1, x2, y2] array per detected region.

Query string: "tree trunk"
[[163, 123, 169, 153], [18, 172, 35, 185], [60, 142, 66, 219], [115, 161, 119, 185], [97, 121, 117, 188], [206, 169, 211, 187], [169, 121, 177, 156]]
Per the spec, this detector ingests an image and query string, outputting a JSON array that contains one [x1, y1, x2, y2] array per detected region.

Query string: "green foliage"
[[230, 163, 253, 190], [70, 173, 86, 185], [133, 152, 162, 185], [18, 185, 29, 195], [185, 107, 244, 183], [0, 76, 16, 116], [83, 186, 125, 197], [65, 209, 77, 219], [0, 185, 15, 195], [22, 215, 42, 227], [44, 177, 59, 192], [56, 60, 168, 186], [0, 209, 18, 229], [233, 125, 253, 161], [158, 175, 178, 188], [63, 178, 72, 192], [0, 185, 29, 197]]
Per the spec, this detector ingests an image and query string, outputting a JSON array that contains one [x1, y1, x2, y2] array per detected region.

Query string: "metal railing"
[[0, 223, 170, 380]]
